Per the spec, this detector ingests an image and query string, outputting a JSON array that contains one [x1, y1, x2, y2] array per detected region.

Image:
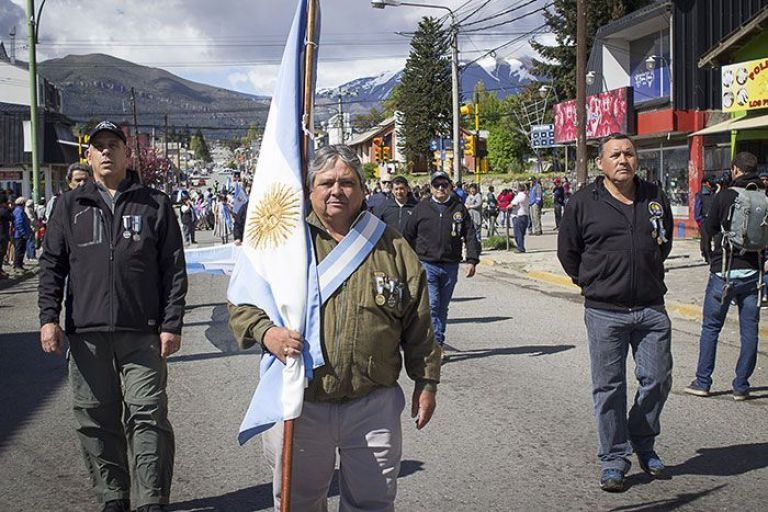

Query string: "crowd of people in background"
[[1, 161, 577, 281]]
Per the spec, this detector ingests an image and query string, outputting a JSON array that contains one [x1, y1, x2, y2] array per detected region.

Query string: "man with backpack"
[[685, 151, 764, 402]]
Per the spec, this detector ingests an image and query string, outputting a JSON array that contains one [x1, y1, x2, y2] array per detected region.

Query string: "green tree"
[[530, 0, 652, 99], [189, 128, 211, 162], [396, 17, 452, 169], [352, 107, 386, 132], [241, 122, 262, 147]]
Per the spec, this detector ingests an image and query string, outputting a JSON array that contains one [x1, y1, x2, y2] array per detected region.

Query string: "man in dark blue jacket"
[[38, 121, 187, 512], [558, 133, 673, 493], [404, 171, 480, 362]]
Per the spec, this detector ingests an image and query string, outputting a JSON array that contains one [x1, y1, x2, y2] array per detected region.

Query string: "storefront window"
[[637, 146, 689, 217]]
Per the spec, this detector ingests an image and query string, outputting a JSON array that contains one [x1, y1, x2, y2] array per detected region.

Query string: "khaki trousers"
[[263, 386, 405, 512], [68, 331, 175, 508]]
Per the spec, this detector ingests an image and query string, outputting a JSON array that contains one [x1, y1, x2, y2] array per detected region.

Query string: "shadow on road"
[[669, 442, 768, 477], [0, 331, 67, 452], [447, 315, 513, 325], [607, 484, 725, 511], [185, 302, 227, 311], [450, 296, 485, 303], [169, 459, 424, 512], [443, 344, 575, 364]]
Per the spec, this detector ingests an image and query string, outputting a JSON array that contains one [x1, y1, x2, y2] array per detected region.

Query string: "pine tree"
[[190, 128, 211, 162], [396, 17, 452, 169], [531, 0, 652, 99]]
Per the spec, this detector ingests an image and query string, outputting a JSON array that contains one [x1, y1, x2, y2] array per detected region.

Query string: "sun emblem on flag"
[[245, 183, 302, 249]]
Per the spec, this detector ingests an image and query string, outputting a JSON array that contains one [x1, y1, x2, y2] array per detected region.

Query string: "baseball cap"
[[430, 171, 452, 184], [89, 121, 127, 144]]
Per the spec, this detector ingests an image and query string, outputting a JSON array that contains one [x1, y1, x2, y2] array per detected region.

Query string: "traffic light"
[[460, 103, 473, 118], [382, 146, 390, 161], [77, 135, 90, 163], [463, 134, 475, 157], [372, 137, 383, 162]]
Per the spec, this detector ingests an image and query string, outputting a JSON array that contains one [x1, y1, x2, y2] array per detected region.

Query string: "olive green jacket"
[[228, 210, 441, 402]]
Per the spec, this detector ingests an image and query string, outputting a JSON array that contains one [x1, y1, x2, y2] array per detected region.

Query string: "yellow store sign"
[[721, 57, 768, 112]]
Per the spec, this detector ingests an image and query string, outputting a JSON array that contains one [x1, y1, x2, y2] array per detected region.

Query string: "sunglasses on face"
[[432, 181, 451, 190]]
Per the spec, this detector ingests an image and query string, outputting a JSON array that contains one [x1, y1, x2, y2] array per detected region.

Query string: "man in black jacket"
[[38, 121, 187, 512], [404, 171, 480, 361], [684, 151, 762, 402], [558, 133, 673, 492], [372, 175, 417, 233]]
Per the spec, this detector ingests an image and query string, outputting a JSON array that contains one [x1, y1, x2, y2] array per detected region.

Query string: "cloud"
[[4, 0, 550, 96]]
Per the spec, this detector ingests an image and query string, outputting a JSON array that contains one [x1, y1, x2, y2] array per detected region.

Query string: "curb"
[[481, 262, 768, 338]]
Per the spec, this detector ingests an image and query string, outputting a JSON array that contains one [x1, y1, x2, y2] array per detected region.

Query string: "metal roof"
[[698, 7, 768, 68]]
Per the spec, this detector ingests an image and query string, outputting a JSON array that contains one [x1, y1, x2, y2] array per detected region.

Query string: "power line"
[[462, 0, 542, 27], [462, 4, 552, 33]]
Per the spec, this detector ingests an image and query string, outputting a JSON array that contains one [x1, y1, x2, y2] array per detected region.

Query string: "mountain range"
[[38, 54, 270, 139], [36, 53, 534, 139], [317, 56, 535, 116]]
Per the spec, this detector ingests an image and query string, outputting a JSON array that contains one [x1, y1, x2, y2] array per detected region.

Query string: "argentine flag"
[[227, 0, 323, 445]]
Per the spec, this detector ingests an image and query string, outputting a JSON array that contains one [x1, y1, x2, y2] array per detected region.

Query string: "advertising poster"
[[721, 57, 768, 112], [554, 87, 635, 144]]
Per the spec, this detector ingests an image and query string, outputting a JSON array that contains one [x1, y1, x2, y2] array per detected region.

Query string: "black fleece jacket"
[[373, 195, 418, 234], [703, 173, 763, 275], [403, 195, 480, 265], [38, 171, 188, 334], [557, 176, 673, 311]]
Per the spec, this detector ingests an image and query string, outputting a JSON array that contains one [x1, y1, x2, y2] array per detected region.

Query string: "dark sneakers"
[[683, 381, 710, 397], [637, 451, 666, 477], [101, 500, 130, 512], [733, 389, 751, 401], [599, 468, 626, 492]]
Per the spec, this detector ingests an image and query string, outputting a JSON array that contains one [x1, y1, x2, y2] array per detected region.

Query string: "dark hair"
[[732, 151, 758, 175], [66, 162, 92, 182], [391, 175, 409, 187], [598, 132, 634, 156]]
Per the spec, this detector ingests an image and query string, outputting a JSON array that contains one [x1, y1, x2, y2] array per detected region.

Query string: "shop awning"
[[731, 113, 768, 131], [690, 118, 735, 136], [690, 113, 768, 136]]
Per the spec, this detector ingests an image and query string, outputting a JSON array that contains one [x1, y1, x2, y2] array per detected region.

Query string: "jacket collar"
[[306, 206, 368, 236], [77, 170, 142, 204], [592, 175, 653, 203]]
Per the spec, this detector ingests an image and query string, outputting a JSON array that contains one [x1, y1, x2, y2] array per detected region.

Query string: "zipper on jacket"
[[333, 281, 348, 372], [97, 208, 116, 332]]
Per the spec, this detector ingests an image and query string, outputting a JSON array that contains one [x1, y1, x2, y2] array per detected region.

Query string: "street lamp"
[[371, 0, 462, 184], [645, 54, 670, 98]]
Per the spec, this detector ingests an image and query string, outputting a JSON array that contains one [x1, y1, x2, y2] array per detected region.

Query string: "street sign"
[[530, 124, 556, 148]]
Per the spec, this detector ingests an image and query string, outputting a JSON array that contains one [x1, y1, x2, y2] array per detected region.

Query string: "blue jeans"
[[421, 261, 459, 346], [26, 235, 36, 259], [694, 273, 760, 393], [513, 215, 528, 252], [584, 307, 673, 471]]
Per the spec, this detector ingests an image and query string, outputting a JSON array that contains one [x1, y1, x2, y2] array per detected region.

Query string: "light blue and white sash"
[[317, 211, 387, 304]]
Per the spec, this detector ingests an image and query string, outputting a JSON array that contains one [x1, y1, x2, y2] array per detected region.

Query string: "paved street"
[[1, 225, 767, 511]]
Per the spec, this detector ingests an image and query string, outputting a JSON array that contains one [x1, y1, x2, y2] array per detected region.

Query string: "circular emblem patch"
[[648, 201, 664, 218], [452, 212, 464, 222]]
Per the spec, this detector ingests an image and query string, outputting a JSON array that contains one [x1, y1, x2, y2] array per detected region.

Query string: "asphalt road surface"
[[1, 261, 767, 511]]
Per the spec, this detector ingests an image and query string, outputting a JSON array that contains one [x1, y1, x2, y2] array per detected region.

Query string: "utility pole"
[[130, 87, 142, 180], [337, 94, 344, 143], [450, 24, 461, 184], [575, 0, 588, 188], [25, 0, 40, 205], [473, 90, 480, 184]]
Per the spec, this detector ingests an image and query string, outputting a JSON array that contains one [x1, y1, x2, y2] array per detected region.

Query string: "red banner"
[[0, 171, 22, 180], [554, 87, 635, 144]]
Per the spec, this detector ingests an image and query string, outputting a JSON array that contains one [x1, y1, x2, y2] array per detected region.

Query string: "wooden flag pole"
[[281, 1, 319, 511]]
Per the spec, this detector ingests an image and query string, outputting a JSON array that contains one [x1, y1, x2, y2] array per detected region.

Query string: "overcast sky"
[[2, 0, 552, 96]]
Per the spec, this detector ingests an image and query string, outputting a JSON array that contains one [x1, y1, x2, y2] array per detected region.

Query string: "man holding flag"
[[230, 145, 440, 510]]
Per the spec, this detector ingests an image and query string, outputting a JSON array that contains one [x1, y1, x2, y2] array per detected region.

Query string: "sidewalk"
[[478, 209, 765, 335]]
